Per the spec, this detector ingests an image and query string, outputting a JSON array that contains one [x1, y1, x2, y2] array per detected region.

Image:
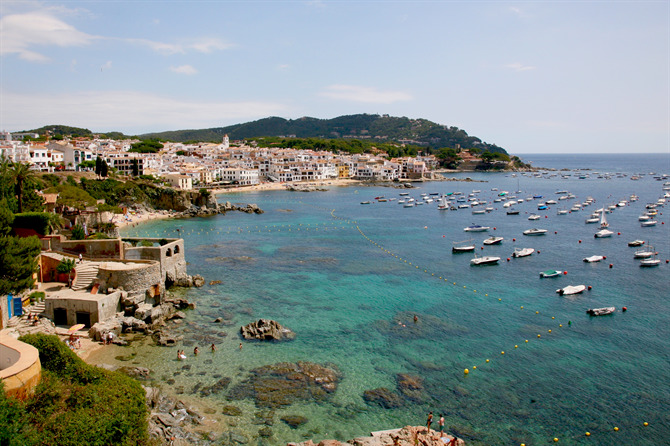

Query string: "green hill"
[[141, 114, 507, 154]]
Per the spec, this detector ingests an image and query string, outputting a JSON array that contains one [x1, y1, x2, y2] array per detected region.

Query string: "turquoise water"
[[114, 154, 670, 445]]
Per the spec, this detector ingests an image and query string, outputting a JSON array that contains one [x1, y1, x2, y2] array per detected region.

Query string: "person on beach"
[[239, 343, 243, 350], [438, 414, 444, 435], [426, 411, 433, 432], [194, 346, 199, 355], [211, 343, 216, 352], [414, 314, 418, 323]]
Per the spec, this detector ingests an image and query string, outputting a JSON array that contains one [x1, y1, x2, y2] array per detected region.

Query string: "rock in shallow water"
[[240, 319, 296, 341]]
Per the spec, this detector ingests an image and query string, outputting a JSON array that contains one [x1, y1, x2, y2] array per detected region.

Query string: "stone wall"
[[45, 292, 121, 327], [123, 238, 187, 284], [0, 334, 41, 399], [44, 235, 123, 259], [96, 262, 163, 304]]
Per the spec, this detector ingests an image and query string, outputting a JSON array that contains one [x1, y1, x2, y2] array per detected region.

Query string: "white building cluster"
[[0, 131, 439, 190]]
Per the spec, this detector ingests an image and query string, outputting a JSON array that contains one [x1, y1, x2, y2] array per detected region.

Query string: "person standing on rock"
[[438, 414, 445, 435], [426, 411, 433, 432]]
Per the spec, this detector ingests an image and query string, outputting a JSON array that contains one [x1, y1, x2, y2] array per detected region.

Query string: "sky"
[[1, 1, 668, 154]]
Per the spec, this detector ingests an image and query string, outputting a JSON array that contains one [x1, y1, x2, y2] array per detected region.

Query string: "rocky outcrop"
[[289, 425, 465, 446], [240, 319, 295, 341], [174, 201, 264, 219], [174, 274, 205, 288], [363, 387, 404, 409], [144, 386, 209, 445], [285, 184, 327, 192]]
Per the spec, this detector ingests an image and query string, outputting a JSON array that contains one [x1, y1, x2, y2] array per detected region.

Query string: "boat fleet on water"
[[360, 174, 669, 316]]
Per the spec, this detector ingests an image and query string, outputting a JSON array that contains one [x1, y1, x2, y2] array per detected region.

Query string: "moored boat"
[[594, 229, 614, 238], [586, 307, 615, 316], [464, 224, 490, 232], [583, 255, 605, 263], [523, 228, 547, 236], [470, 254, 501, 265], [628, 239, 645, 247], [483, 236, 504, 245], [540, 269, 563, 278], [512, 247, 535, 258], [452, 239, 476, 253], [557, 284, 586, 295]]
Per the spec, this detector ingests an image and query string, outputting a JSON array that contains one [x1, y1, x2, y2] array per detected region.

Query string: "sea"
[[95, 153, 669, 445]]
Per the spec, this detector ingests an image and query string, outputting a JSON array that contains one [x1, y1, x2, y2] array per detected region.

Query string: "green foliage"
[[176, 150, 186, 156], [16, 333, 150, 446], [88, 232, 110, 239], [10, 162, 36, 213], [29, 291, 45, 302], [12, 212, 59, 235], [129, 139, 163, 153], [0, 381, 36, 445], [45, 184, 96, 210], [71, 225, 86, 240], [0, 234, 41, 295], [78, 160, 96, 170], [25, 125, 93, 139], [158, 238, 168, 246], [56, 258, 76, 275], [96, 203, 122, 214], [140, 114, 508, 155], [0, 200, 14, 236], [40, 173, 62, 188], [139, 240, 154, 247]]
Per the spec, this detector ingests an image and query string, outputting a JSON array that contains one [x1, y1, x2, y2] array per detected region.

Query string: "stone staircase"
[[71, 262, 100, 291]]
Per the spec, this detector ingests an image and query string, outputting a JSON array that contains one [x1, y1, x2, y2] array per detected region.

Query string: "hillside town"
[[0, 131, 509, 188]]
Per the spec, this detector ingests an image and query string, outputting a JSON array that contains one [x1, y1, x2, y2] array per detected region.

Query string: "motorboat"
[[585, 216, 600, 224], [360, 201, 371, 205], [472, 209, 486, 215], [546, 199, 558, 205], [537, 204, 548, 210], [523, 228, 547, 236], [464, 224, 490, 232], [586, 307, 615, 316], [594, 229, 614, 238], [528, 214, 541, 220], [628, 240, 645, 247], [557, 285, 586, 295], [452, 240, 476, 253], [540, 269, 563, 278], [640, 220, 657, 227], [583, 255, 605, 263], [512, 247, 535, 257], [507, 209, 520, 215], [470, 254, 501, 265], [557, 209, 569, 215], [483, 236, 504, 245]]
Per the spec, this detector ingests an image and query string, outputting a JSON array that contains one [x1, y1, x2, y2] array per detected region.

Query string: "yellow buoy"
[[585, 432, 590, 436], [554, 438, 559, 442], [464, 369, 469, 374], [473, 366, 476, 369], [614, 427, 619, 431], [515, 345, 518, 348], [548, 329, 552, 333], [501, 351, 505, 355], [521, 306, 524, 309], [486, 359, 489, 363], [644, 422, 649, 426], [536, 311, 539, 314], [525, 340, 529, 343], [552, 316, 555, 319], [537, 334, 541, 338]]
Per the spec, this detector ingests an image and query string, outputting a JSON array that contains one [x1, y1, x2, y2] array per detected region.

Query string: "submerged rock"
[[227, 361, 340, 409], [362, 387, 404, 409], [281, 415, 308, 429], [240, 319, 296, 341]]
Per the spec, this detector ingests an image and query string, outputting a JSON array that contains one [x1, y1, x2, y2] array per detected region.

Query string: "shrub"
[[29, 291, 45, 303], [158, 238, 168, 246], [71, 224, 85, 240], [12, 212, 59, 235], [18, 334, 149, 446], [139, 240, 154, 247]]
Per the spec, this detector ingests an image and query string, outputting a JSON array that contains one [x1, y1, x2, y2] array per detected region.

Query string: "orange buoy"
[[588, 285, 592, 290], [622, 306, 627, 312], [507, 258, 511, 262], [579, 240, 582, 243], [563, 271, 568, 275], [609, 264, 613, 268]]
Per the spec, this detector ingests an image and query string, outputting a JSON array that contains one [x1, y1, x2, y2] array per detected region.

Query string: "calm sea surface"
[[101, 153, 669, 445]]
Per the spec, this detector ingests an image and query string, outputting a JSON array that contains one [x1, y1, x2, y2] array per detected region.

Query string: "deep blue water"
[[112, 154, 670, 445]]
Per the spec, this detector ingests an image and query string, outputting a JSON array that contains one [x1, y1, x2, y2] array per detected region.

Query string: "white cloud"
[[170, 65, 198, 75], [0, 12, 97, 62], [101, 60, 112, 70], [0, 90, 287, 133], [505, 63, 536, 72], [124, 37, 232, 55], [320, 85, 412, 104]]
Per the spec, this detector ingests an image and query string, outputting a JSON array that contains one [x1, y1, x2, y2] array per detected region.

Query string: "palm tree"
[[10, 162, 35, 213]]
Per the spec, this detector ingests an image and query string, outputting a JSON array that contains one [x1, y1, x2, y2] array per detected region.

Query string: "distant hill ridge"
[[23, 114, 506, 155], [140, 114, 507, 154]]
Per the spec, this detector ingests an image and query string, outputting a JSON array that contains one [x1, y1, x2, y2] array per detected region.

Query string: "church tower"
[[222, 134, 230, 150]]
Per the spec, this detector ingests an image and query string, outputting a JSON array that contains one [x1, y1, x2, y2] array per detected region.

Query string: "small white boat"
[[403, 202, 414, 208], [523, 228, 547, 236], [641, 220, 657, 227], [557, 285, 586, 295], [585, 216, 600, 224], [470, 254, 501, 265], [452, 240, 476, 253], [634, 246, 655, 258], [628, 240, 645, 247], [586, 307, 615, 316], [507, 209, 520, 215], [360, 201, 371, 205], [528, 214, 541, 221], [483, 236, 504, 245], [464, 224, 490, 232], [557, 209, 569, 215], [512, 247, 535, 257], [472, 209, 486, 215], [599, 211, 609, 229], [594, 229, 614, 238], [583, 255, 605, 263], [640, 252, 661, 267], [540, 269, 563, 278]]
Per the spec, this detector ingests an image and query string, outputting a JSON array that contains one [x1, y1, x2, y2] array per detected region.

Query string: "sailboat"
[[437, 194, 449, 210], [594, 211, 614, 238]]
